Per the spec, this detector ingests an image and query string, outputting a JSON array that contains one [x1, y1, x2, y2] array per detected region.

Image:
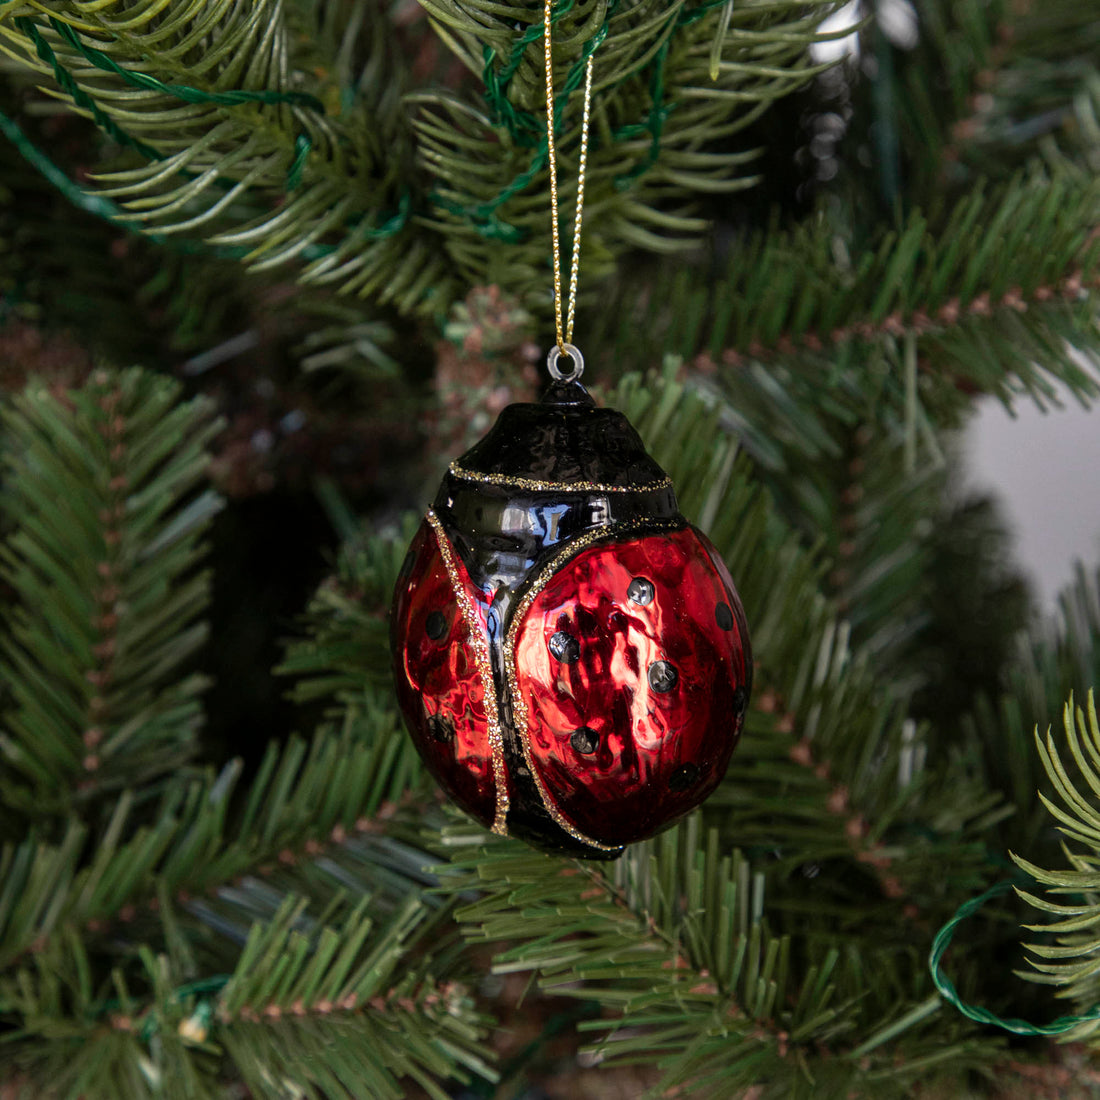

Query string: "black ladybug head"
[[432, 379, 684, 594], [451, 377, 673, 489]]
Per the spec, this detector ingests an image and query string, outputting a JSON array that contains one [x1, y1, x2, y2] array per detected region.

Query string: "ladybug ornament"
[[390, 350, 751, 859]]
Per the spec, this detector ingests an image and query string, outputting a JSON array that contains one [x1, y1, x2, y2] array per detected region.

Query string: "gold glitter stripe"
[[502, 520, 678, 854], [425, 509, 510, 836], [449, 461, 672, 495]]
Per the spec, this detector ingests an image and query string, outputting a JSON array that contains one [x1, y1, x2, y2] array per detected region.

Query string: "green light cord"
[[679, 0, 735, 27], [14, 15, 159, 160], [0, 107, 137, 225], [606, 0, 737, 187], [2, 0, 735, 250], [286, 133, 312, 192], [0, 106, 255, 261], [481, 0, 575, 146], [0, 108, 407, 267], [97, 973, 230, 1045], [174, 976, 232, 999], [454, 2, 612, 239], [16, 14, 320, 192], [613, 38, 669, 188], [929, 881, 1100, 1037], [0, 16, 409, 253], [46, 16, 325, 115], [468, 0, 733, 228]]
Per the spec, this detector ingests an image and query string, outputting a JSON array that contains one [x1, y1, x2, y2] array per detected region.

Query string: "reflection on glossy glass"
[[390, 521, 500, 829], [512, 528, 749, 847]]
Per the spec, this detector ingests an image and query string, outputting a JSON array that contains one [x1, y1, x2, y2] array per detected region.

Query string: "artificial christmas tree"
[[2, 0, 1100, 1096]]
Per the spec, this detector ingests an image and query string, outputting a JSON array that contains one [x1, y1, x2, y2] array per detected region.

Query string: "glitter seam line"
[[449, 462, 673, 494], [502, 519, 682, 853], [425, 509, 510, 835]]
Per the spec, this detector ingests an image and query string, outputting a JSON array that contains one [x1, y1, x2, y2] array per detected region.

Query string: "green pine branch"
[[412, 0, 844, 298], [442, 822, 850, 1098], [0, 368, 221, 823], [442, 813, 997, 1098], [0, 0, 451, 312], [809, 431, 942, 681], [591, 169, 1100, 473], [0, 707, 469, 1095], [962, 562, 1100, 854], [0, 697, 425, 970], [1013, 692, 1100, 1044], [217, 895, 495, 1100], [2, 888, 496, 1099], [0, 0, 848, 312], [900, 0, 1100, 192]]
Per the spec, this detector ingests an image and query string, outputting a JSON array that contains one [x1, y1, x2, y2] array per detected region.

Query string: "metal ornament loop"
[[547, 343, 584, 382]]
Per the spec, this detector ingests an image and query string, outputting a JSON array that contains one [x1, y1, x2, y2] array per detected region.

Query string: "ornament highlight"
[[390, 372, 751, 859]]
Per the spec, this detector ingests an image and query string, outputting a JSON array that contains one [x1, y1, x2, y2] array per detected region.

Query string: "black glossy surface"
[[437, 479, 680, 596], [453, 378, 671, 488]]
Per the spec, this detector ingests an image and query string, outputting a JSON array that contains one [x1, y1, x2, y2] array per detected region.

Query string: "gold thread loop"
[[544, 0, 594, 359]]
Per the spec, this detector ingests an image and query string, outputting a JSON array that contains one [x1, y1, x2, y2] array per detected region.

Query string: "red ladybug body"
[[391, 378, 751, 859]]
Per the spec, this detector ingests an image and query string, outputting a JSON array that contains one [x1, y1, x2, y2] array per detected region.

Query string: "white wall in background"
[[964, 392, 1100, 612]]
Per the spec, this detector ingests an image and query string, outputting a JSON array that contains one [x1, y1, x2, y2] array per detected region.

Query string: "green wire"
[[613, 38, 670, 188], [1, 0, 735, 249], [465, 0, 734, 231], [20, 14, 320, 192], [0, 16, 409, 254], [449, 4, 613, 240], [14, 15, 159, 160], [0, 108, 132, 224], [929, 881, 1100, 1037], [95, 974, 231, 1045], [0, 107, 407, 273], [481, 0, 576, 146], [46, 16, 325, 115]]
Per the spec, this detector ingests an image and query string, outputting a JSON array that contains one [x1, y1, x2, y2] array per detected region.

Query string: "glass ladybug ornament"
[[390, 347, 751, 860]]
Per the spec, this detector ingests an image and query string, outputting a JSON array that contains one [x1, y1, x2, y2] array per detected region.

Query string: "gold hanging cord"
[[544, 0, 594, 378]]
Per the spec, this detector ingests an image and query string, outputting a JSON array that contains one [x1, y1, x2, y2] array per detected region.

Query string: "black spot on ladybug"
[[399, 549, 415, 579], [648, 660, 678, 693], [715, 601, 734, 630], [549, 631, 581, 663], [570, 727, 599, 754], [669, 763, 700, 791], [427, 714, 454, 743], [627, 577, 655, 607], [426, 610, 448, 640], [733, 686, 748, 718]]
